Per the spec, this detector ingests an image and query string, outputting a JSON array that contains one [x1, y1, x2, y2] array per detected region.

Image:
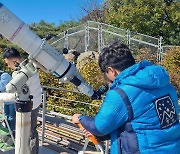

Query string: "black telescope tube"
[[70, 76, 81, 86]]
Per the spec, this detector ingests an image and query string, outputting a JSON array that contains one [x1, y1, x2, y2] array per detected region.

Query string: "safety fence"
[[48, 21, 177, 63]]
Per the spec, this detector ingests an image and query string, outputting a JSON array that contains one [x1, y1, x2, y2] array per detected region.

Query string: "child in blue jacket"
[[0, 70, 16, 132], [72, 42, 180, 154]]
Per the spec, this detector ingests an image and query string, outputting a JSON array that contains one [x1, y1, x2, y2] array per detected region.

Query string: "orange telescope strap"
[[77, 123, 98, 145]]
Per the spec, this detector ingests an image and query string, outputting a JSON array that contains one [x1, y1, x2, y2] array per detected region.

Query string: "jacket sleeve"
[[0, 73, 12, 92], [0, 93, 16, 102], [81, 90, 129, 136]]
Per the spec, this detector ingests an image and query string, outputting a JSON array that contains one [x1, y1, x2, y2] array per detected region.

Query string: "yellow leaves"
[[161, 47, 180, 96]]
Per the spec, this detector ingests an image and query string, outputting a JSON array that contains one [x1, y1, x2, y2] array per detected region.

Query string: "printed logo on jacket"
[[154, 95, 177, 129]]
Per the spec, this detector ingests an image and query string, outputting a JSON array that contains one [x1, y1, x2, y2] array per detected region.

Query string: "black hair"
[[2, 48, 21, 59], [98, 42, 135, 72]]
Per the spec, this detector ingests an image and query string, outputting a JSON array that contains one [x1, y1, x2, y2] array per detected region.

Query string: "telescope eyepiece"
[[91, 84, 109, 100]]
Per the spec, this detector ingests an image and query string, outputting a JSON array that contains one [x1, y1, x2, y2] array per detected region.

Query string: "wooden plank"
[[44, 123, 84, 140]]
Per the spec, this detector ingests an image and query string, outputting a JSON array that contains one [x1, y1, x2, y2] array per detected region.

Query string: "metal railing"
[[48, 21, 177, 63], [40, 86, 110, 153]]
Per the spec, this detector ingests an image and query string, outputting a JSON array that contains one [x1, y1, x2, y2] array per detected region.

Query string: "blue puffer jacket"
[[0, 70, 13, 104], [80, 60, 180, 154], [0, 70, 12, 92]]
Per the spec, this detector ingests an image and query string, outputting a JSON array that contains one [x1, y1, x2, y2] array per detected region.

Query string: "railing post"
[[127, 29, 131, 48], [64, 30, 69, 49], [41, 89, 46, 144], [85, 22, 89, 52], [105, 140, 110, 154], [158, 36, 163, 62], [98, 23, 103, 52]]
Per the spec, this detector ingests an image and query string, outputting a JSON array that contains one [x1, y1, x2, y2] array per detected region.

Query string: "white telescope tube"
[[0, 3, 97, 98]]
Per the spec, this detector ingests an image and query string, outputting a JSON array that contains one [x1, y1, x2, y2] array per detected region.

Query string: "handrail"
[[40, 86, 109, 153]]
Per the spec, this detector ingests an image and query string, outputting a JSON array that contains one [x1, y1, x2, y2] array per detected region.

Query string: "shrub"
[[161, 47, 180, 98], [134, 47, 157, 63]]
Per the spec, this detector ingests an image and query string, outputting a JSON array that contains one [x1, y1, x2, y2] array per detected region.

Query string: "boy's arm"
[[80, 90, 128, 136], [0, 93, 16, 102]]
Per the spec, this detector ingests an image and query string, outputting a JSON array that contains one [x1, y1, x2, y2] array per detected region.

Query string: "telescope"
[[0, 3, 109, 154], [0, 3, 102, 99]]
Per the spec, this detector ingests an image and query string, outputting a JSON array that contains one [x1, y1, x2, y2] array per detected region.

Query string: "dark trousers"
[[31, 107, 39, 154]]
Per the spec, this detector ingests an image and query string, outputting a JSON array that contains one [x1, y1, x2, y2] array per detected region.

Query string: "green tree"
[[104, 0, 180, 45], [30, 20, 81, 38]]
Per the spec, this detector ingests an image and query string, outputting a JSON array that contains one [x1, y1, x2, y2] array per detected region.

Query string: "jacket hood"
[[111, 60, 170, 89]]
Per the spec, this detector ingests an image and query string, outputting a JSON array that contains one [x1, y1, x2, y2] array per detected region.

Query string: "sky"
[[0, 0, 104, 25]]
